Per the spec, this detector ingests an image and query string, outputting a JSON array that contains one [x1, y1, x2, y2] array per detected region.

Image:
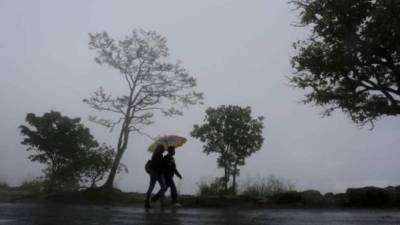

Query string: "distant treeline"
[[258, 186, 400, 208], [1, 178, 400, 208], [196, 176, 400, 208]]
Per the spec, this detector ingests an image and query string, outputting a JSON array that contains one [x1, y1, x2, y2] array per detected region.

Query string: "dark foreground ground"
[[1, 203, 400, 225]]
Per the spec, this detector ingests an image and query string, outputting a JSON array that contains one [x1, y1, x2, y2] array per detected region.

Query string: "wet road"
[[0, 203, 400, 225]]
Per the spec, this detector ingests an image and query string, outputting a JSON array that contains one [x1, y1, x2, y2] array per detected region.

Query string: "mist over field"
[[1, 0, 399, 195]]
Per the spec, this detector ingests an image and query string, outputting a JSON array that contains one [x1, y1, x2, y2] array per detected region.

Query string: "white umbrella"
[[148, 135, 187, 152]]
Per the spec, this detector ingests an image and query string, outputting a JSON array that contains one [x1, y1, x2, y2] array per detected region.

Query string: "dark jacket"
[[150, 152, 164, 173], [162, 154, 181, 178]]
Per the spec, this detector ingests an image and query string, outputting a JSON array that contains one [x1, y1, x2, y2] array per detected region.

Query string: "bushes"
[[196, 175, 295, 197], [197, 178, 228, 197], [301, 190, 324, 206], [0, 181, 11, 190], [324, 192, 346, 207], [240, 175, 295, 198], [18, 178, 46, 193], [272, 191, 304, 205], [346, 186, 393, 207], [197, 175, 397, 207], [0, 178, 46, 193]]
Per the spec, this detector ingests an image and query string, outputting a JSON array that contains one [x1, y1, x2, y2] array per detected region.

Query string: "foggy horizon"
[[1, 0, 400, 195]]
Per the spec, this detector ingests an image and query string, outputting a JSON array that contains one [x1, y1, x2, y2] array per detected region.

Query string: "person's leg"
[[151, 189, 161, 202], [145, 173, 157, 208], [156, 174, 167, 207], [168, 176, 178, 203], [152, 175, 170, 202]]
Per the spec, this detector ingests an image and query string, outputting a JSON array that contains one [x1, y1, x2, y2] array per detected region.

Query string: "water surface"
[[0, 203, 399, 225]]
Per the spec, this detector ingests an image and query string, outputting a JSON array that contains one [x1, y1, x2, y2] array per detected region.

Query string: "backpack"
[[145, 160, 152, 174]]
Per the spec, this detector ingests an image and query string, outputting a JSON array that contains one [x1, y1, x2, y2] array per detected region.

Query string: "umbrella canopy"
[[148, 135, 187, 152]]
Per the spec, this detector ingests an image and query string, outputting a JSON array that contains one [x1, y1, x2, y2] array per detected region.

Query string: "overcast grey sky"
[[1, 0, 399, 194]]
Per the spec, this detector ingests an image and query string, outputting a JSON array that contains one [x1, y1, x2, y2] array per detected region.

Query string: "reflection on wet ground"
[[0, 203, 400, 225]]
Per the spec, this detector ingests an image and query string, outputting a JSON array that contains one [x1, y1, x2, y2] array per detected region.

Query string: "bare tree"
[[84, 29, 203, 189]]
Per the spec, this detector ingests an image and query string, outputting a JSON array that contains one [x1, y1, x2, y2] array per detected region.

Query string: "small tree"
[[85, 29, 203, 189], [19, 111, 115, 191], [290, 0, 400, 127], [81, 143, 128, 188], [191, 105, 264, 194]]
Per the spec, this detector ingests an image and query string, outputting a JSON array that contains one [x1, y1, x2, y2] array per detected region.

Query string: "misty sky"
[[1, 0, 399, 194]]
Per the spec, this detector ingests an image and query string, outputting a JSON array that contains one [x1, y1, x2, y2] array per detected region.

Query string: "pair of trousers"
[[153, 175, 177, 203], [145, 171, 166, 206]]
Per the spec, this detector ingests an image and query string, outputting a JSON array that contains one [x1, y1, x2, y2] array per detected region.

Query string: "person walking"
[[144, 144, 167, 209], [152, 146, 182, 206]]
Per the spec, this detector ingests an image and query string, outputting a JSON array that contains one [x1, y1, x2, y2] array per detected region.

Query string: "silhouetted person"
[[152, 146, 182, 206], [145, 144, 166, 208]]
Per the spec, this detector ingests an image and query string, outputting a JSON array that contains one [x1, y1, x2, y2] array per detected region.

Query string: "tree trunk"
[[102, 122, 131, 189], [90, 179, 96, 188], [48, 162, 57, 192], [102, 150, 123, 189], [224, 165, 230, 192], [232, 161, 238, 195], [101, 84, 135, 190]]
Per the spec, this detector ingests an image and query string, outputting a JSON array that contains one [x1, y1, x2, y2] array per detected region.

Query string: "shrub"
[[0, 181, 11, 190], [272, 191, 304, 205], [197, 177, 228, 197], [346, 186, 391, 207], [18, 178, 46, 193], [240, 175, 295, 198], [301, 190, 324, 206]]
